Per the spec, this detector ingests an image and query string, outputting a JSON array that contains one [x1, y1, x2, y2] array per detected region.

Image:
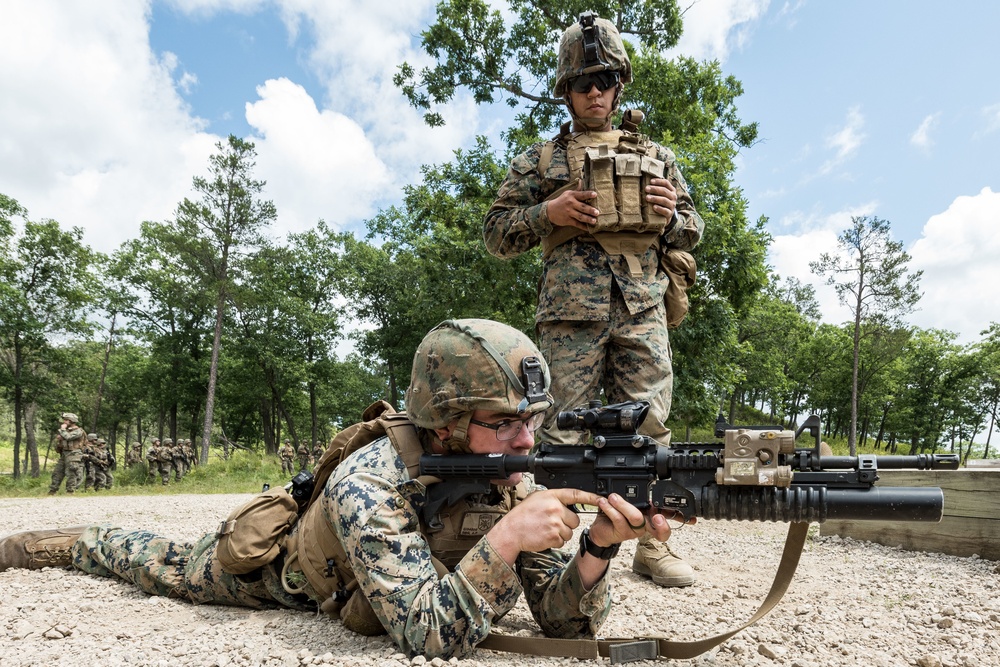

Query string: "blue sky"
[[2, 0, 998, 347]]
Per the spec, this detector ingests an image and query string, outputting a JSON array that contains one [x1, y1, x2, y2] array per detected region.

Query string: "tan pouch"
[[216, 487, 299, 574], [660, 248, 697, 328]]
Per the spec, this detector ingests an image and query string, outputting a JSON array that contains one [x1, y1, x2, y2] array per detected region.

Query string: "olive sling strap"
[[476, 521, 810, 664]]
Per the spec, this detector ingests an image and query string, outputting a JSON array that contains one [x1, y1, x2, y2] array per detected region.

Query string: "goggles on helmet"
[[568, 70, 620, 94], [468, 411, 545, 441]]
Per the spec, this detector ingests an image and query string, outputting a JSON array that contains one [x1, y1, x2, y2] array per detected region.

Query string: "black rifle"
[[418, 400, 958, 530]]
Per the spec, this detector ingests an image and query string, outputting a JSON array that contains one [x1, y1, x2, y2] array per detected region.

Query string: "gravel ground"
[[2, 493, 998, 667]]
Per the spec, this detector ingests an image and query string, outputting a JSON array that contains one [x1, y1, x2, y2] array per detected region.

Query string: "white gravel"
[[2, 493, 998, 667]]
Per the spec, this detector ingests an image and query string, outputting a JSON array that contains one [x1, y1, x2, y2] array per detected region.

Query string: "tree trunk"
[[12, 333, 24, 479], [92, 312, 116, 432], [24, 401, 40, 477]]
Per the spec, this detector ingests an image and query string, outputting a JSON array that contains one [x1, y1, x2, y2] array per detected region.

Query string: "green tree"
[[810, 216, 923, 454], [0, 197, 99, 477], [109, 221, 212, 442], [174, 136, 276, 463]]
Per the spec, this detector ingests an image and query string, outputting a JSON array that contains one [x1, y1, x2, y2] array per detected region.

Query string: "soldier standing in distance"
[[484, 13, 704, 588], [311, 441, 324, 466], [82, 433, 99, 491], [279, 440, 295, 476], [145, 438, 160, 481], [91, 438, 112, 491], [48, 413, 87, 494], [296, 442, 310, 472], [155, 438, 172, 486]]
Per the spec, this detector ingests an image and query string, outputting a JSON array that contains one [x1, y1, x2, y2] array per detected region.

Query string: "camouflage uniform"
[[311, 442, 324, 464], [170, 439, 186, 481], [126, 442, 142, 468], [145, 439, 160, 479], [483, 19, 704, 447], [82, 433, 98, 490], [296, 444, 310, 471], [155, 439, 172, 485], [183, 440, 197, 468], [48, 414, 86, 494], [279, 442, 295, 476], [92, 439, 113, 490], [485, 15, 700, 589]]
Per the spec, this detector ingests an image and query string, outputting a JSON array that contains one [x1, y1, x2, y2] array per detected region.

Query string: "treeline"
[[3, 0, 998, 478]]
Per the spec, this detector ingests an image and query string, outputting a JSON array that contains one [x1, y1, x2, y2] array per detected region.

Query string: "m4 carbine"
[[419, 400, 958, 530]]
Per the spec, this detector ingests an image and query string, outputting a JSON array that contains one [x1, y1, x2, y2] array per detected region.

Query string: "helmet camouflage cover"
[[87, 433, 98, 441], [61, 412, 80, 424], [163, 438, 173, 445], [405, 319, 552, 452], [553, 11, 632, 96]]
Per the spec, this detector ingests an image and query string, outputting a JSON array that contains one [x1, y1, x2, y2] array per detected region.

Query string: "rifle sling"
[[477, 521, 810, 663]]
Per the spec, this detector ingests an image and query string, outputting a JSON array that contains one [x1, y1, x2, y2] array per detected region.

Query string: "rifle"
[[418, 400, 959, 662], [419, 400, 957, 528]]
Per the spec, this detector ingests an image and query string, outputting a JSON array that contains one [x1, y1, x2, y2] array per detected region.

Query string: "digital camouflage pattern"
[[323, 435, 609, 658], [71, 526, 308, 610], [553, 14, 632, 96], [404, 319, 553, 448], [484, 131, 703, 445]]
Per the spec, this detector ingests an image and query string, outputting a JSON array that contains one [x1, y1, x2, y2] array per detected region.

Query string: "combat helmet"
[[553, 12, 632, 129], [405, 319, 552, 453], [61, 412, 80, 424], [87, 433, 98, 442], [163, 438, 173, 446]]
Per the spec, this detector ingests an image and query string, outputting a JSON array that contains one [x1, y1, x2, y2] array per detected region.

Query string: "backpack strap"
[[536, 121, 573, 178]]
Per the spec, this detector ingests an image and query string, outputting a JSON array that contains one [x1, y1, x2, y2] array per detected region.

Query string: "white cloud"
[[819, 106, 865, 174], [907, 187, 1000, 343], [273, 0, 479, 184], [244, 77, 392, 233], [671, 0, 771, 61], [910, 113, 939, 150], [0, 0, 218, 255]]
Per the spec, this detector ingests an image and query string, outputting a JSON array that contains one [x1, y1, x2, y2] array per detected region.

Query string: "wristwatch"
[[579, 528, 620, 560]]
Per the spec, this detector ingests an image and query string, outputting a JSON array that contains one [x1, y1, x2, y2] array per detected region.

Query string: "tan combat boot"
[[631, 534, 695, 587], [0, 527, 86, 572]]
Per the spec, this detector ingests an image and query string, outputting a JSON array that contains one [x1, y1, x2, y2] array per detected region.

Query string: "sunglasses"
[[569, 71, 620, 94]]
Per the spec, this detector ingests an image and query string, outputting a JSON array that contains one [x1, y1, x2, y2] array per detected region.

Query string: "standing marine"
[[48, 413, 86, 495], [279, 440, 295, 476], [484, 13, 704, 588]]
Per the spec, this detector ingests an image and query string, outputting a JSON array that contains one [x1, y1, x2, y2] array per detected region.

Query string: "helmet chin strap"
[[443, 412, 474, 453], [564, 82, 624, 131]]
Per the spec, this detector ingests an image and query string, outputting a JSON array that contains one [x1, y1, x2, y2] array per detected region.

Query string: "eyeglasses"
[[469, 412, 546, 441], [569, 71, 620, 94]]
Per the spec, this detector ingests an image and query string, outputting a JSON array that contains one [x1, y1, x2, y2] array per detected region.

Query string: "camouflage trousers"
[[93, 468, 112, 490], [156, 461, 171, 485], [49, 450, 85, 494], [173, 457, 186, 481], [536, 291, 672, 445], [281, 458, 294, 476], [71, 525, 313, 611]]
